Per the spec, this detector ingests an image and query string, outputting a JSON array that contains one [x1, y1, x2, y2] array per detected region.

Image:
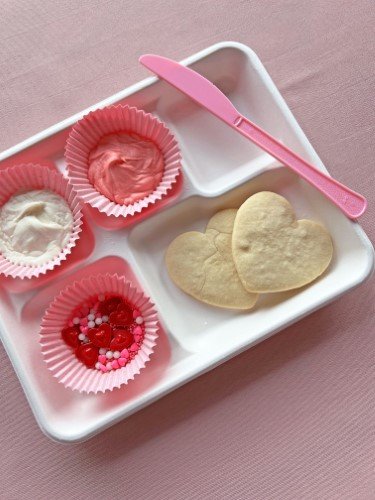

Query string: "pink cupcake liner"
[[0, 164, 83, 279], [65, 105, 182, 217], [40, 273, 159, 393]]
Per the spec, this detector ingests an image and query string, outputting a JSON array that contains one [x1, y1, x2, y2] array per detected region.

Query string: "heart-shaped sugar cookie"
[[165, 209, 258, 309], [232, 192, 333, 293]]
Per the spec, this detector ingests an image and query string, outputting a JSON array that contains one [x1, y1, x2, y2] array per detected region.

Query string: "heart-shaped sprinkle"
[[133, 325, 143, 336], [111, 360, 119, 370], [118, 357, 126, 367], [110, 329, 133, 351], [120, 348, 129, 358], [87, 323, 112, 348], [109, 303, 133, 327], [61, 326, 80, 348], [130, 342, 139, 352], [98, 354, 107, 364], [98, 296, 123, 316], [75, 343, 99, 368]]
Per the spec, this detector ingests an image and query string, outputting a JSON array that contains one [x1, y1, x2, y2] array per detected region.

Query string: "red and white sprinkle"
[[61, 293, 145, 373]]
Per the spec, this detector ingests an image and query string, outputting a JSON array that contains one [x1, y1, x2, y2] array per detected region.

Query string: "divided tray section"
[[128, 167, 372, 355], [5, 256, 174, 440]]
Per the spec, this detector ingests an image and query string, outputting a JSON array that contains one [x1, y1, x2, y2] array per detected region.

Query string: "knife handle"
[[234, 116, 367, 219]]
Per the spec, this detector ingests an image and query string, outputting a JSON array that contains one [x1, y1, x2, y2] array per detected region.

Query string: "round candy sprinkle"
[[87, 313, 95, 321], [73, 317, 80, 325], [102, 315, 109, 323], [99, 347, 107, 355], [88, 320, 95, 328], [95, 317, 103, 325], [106, 351, 113, 359], [113, 351, 120, 359], [78, 333, 85, 341], [95, 362, 101, 369], [135, 316, 144, 325]]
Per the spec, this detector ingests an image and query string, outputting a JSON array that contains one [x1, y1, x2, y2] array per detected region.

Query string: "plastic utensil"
[[139, 54, 367, 219]]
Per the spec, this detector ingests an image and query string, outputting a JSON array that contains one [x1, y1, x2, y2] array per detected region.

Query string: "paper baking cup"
[[65, 105, 182, 217], [40, 273, 159, 393], [0, 164, 83, 279]]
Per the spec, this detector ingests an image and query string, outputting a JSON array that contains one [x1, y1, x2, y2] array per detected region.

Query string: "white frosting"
[[0, 189, 73, 265]]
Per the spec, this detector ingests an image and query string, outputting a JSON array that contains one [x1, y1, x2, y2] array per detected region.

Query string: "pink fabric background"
[[0, 1, 374, 498]]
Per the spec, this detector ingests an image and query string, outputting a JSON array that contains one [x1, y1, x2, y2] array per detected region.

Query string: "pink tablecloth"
[[0, 1, 374, 498]]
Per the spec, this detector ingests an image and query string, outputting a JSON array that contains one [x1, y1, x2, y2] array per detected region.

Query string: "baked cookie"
[[165, 209, 258, 309], [232, 192, 333, 293]]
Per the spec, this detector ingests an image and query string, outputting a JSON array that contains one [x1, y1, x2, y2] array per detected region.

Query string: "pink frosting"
[[88, 132, 164, 205]]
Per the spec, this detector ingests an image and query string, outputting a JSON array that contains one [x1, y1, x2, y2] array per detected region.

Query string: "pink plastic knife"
[[139, 54, 367, 219]]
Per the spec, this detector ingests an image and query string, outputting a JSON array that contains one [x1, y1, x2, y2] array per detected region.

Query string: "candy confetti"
[[61, 294, 145, 371]]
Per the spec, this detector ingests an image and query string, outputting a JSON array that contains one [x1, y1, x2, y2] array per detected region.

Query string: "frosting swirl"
[[0, 189, 73, 265], [88, 132, 164, 205]]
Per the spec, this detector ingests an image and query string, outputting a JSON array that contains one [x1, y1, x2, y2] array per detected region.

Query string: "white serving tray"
[[0, 42, 373, 443]]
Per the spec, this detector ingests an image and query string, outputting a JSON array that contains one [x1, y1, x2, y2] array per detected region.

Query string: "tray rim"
[[0, 41, 373, 443]]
